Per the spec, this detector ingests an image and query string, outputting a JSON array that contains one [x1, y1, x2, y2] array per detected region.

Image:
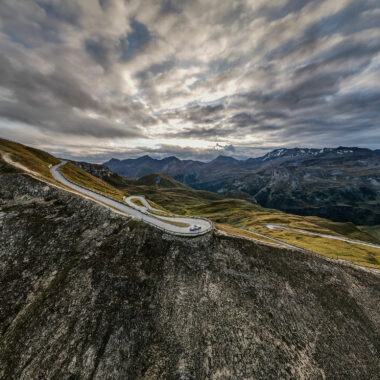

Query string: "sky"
[[0, 0, 379, 162]]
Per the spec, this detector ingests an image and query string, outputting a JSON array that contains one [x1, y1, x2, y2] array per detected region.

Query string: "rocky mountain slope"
[[105, 155, 205, 184], [104, 147, 380, 225], [4, 136, 378, 268], [70, 160, 127, 188], [1, 158, 380, 379]]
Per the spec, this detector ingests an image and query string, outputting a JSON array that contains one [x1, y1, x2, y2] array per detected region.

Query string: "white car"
[[189, 224, 201, 231]]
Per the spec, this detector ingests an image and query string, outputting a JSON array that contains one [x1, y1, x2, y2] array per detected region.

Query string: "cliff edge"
[[0, 160, 379, 379]]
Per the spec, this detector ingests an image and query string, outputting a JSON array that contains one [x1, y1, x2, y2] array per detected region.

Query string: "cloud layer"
[[0, 0, 379, 161]]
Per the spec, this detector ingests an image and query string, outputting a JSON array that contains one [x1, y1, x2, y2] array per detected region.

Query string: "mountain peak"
[[103, 158, 120, 165], [260, 148, 314, 161], [211, 155, 238, 164], [256, 146, 375, 162], [136, 155, 154, 162], [161, 156, 180, 163]]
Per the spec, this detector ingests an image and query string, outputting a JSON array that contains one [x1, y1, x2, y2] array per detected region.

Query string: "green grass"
[[115, 184, 380, 268], [131, 198, 145, 207], [359, 225, 380, 241], [145, 199, 168, 211], [136, 172, 189, 189], [0, 137, 60, 180], [130, 197, 174, 215], [149, 209, 173, 216], [1, 137, 379, 268], [215, 223, 280, 246], [267, 230, 380, 268], [193, 201, 380, 268], [122, 185, 224, 215], [302, 217, 380, 243], [60, 163, 127, 201]]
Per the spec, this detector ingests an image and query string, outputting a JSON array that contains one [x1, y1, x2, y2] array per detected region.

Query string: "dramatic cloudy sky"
[[0, 0, 379, 161]]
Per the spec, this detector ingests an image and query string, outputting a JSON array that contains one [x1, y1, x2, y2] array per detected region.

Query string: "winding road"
[[231, 227, 306, 251], [124, 195, 169, 213], [51, 162, 213, 236], [266, 224, 380, 249], [50, 161, 379, 250]]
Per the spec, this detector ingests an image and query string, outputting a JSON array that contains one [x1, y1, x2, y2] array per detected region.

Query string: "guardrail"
[[56, 165, 214, 237]]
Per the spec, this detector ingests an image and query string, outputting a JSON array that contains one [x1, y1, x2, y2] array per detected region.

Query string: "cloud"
[[120, 19, 152, 61], [0, 0, 379, 160], [84, 37, 115, 70], [47, 142, 270, 163]]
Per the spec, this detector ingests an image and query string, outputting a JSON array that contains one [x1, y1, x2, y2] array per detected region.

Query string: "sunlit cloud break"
[[0, 0, 379, 161]]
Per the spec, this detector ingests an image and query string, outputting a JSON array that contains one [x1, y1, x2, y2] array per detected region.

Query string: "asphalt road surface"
[[51, 162, 213, 236], [51, 162, 378, 251], [266, 224, 380, 249]]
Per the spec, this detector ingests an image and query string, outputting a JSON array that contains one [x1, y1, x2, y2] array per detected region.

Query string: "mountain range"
[[1, 137, 380, 378], [104, 147, 380, 225]]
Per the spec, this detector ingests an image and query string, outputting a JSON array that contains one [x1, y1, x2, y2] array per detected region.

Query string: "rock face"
[[71, 160, 114, 180], [70, 160, 127, 188], [0, 166, 380, 379]]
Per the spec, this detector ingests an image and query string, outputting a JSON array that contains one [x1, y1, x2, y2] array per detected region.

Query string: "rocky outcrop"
[[71, 161, 114, 180], [71, 160, 127, 188], [0, 167, 379, 379]]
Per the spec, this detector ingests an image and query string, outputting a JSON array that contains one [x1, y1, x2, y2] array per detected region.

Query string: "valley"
[[52, 161, 213, 236], [105, 147, 380, 226], [1, 139, 380, 379], [1, 137, 380, 379], [2, 2, 380, 378], [1, 138, 379, 268]]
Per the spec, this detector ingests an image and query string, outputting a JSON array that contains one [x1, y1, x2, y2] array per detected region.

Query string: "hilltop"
[[0, 137, 60, 180], [1, 152, 380, 378], [135, 172, 189, 189]]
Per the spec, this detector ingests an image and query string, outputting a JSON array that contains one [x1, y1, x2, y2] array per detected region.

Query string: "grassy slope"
[[117, 183, 380, 268], [0, 138, 60, 181], [267, 229, 380, 267], [131, 198, 145, 207], [136, 172, 188, 189], [0, 138, 127, 203], [359, 225, 380, 241], [1, 137, 379, 268], [60, 163, 127, 201], [215, 223, 281, 246]]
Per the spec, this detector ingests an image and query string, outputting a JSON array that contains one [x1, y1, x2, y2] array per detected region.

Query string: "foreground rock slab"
[[0, 165, 379, 379]]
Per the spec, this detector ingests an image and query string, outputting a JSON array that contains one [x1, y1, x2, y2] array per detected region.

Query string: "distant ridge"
[[104, 146, 380, 225], [136, 172, 189, 189], [209, 155, 239, 164], [104, 146, 379, 169]]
